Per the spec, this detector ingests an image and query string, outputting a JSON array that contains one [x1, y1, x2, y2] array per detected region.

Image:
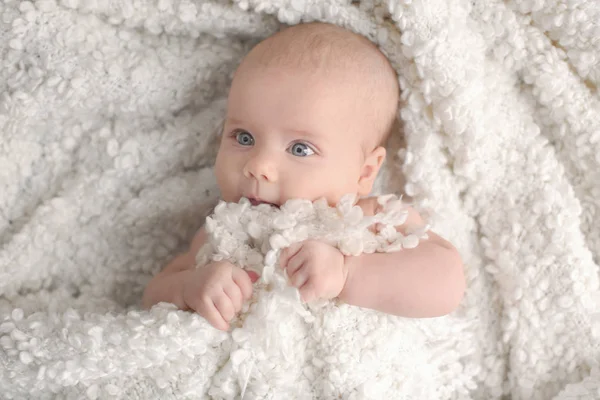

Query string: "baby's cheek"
[[216, 172, 238, 201], [288, 178, 314, 199]]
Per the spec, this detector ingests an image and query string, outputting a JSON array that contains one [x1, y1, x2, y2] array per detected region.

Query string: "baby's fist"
[[279, 240, 348, 303], [182, 261, 258, 331]]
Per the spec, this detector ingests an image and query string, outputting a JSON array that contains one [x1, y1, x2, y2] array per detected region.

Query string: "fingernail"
[[247, 270, 260, 283]]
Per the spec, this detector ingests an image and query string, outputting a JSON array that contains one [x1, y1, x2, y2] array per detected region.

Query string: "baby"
[[143, 23, 465, 331]]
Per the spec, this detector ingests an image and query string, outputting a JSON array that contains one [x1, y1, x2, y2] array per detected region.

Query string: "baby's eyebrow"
[[226, 117, 246, 125], [285, 128, 321, 141]]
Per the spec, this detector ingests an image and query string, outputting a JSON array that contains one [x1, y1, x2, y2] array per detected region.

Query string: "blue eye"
[[235, 131, 254, 146], [288, 142, 315, 157]]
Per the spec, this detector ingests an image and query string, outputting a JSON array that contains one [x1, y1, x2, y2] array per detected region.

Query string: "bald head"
[[234, 23, 399, 148]]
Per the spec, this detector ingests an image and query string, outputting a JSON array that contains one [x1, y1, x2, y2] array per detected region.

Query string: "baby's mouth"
[[248, 198, 278, 208]]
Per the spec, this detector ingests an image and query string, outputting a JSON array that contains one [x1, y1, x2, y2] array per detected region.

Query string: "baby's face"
[[215, 65, 371, 207]]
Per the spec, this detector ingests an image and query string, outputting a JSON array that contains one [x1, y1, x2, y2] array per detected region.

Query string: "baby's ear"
[[358, 146, 386, 196]]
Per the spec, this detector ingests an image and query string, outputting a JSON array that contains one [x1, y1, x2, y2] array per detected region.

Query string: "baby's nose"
[[243, 153, 278, 182]]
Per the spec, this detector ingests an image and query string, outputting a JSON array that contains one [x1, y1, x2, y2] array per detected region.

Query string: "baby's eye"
[[288, 142, 315, 157], [235, 131, 254, 146]]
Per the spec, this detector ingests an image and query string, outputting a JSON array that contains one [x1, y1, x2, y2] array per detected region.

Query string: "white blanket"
[[1, 0, 599, 399], [191, 195, 444, 399]]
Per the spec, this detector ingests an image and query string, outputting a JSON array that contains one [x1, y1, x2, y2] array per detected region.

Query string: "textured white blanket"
[[1, 0, 600, 399], [192, 195, 443, 399]]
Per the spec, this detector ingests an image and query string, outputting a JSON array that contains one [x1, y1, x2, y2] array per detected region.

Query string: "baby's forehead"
[[241, 27, 393, 103], [247, 24, 385, 76], [235, 23, 399, 147]]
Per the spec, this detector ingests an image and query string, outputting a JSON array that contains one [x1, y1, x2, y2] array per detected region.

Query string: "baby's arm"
[[142, 228, 208, 309], [338, 200, 465, 318]]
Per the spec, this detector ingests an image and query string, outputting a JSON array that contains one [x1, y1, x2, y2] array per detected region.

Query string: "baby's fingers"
[[232, 267, 254, 300], [214, 293, 236, 324], [298, 282, 317, 303], [280, 242, 303, 269], [197, 298, 229, 331], [285, 252, 305, 276], [224, 283, 243, 312], [290, 267, 309, 289]]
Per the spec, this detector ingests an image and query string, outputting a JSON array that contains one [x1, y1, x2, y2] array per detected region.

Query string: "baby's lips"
[[246, 270, 260, 283]]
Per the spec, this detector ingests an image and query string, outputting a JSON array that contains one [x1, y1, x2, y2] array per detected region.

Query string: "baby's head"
[[215, 22, 399, 207]]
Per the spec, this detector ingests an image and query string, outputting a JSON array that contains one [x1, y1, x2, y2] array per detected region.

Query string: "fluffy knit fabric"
[[1, 0, 599, 399], [190, 195, 441, 399]]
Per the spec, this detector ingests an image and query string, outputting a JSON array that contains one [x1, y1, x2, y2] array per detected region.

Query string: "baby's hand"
[[181, 261, 259, 331], [279, 240, 348, 303]]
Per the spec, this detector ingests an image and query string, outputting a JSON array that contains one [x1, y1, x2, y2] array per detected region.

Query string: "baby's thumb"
[[246, 270, 260, 283]]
